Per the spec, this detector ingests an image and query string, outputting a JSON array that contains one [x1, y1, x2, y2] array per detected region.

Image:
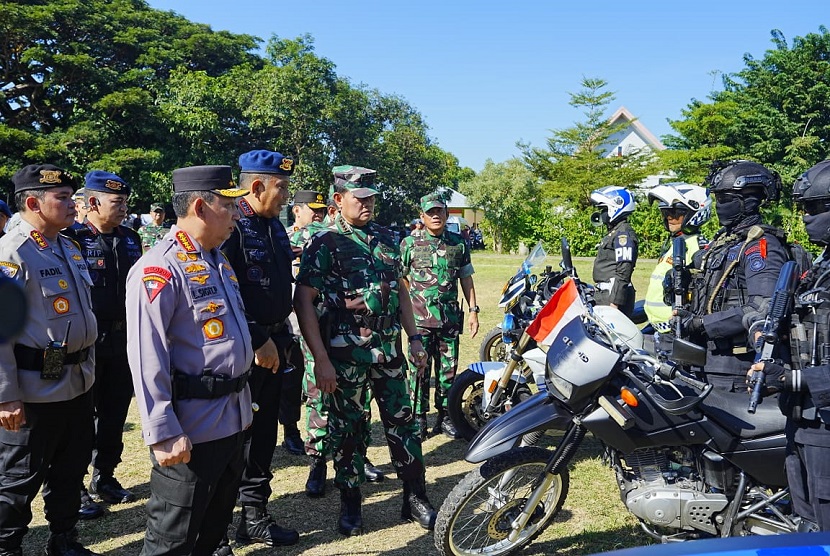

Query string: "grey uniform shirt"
[[0, 219, 97, 403], [126, 225, 254, 446]]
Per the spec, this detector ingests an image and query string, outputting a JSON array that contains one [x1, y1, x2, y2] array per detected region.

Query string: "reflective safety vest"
[[644, 234, 701, 333]]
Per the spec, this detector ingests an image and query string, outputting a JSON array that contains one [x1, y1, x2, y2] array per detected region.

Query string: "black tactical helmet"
[[793, 160, 830, 205], [705, 160, 781, 202]]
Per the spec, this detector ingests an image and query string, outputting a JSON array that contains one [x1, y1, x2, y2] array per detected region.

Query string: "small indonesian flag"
[[525, 278, 585, 347]]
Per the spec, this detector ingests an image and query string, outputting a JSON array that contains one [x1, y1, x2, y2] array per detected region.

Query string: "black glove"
[[759, 361, 787, 382], [676, 309, 705, 338], [662, 268, 691, 307], [748, 361, 788, 396]]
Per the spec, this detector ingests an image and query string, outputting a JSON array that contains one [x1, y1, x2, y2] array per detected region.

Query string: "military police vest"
[[645, 234, 700, 334]]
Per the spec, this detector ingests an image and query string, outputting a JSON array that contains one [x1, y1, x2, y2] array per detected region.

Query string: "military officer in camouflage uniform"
[[589, 186, 639, 317], [138, 203, 168, 252], [289, 190, 383, 497], [400, 192, 478, 439], [0, 164, 99, 556], [294, 165, 437, 536], [64, 171, 143, 517], [126, 165, 253, 556]]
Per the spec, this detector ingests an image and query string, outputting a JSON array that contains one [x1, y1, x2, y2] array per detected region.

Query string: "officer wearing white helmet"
[[644, 183, 711, 341], [590, 186, 638, 317]]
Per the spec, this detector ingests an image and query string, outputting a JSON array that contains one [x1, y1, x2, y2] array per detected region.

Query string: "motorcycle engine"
[[616, 448, 729, 535]]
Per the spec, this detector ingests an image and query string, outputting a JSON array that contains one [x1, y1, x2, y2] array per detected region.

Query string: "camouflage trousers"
[[299, 337, 374, 457], [408, 327, 460, 414], [326, 355, 424, 488]]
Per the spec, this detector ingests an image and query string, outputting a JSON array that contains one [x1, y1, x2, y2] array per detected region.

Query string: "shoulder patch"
[[144, 266, 173, 280], [0, 261, 20, 278], [142, 275, 169, 302]]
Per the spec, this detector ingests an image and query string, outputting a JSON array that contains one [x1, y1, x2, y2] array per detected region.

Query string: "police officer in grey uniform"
[[64, 171, 142, 514], [126, 165, 253, 556], [221, 150, 299, 548], [0, 164, 99, 556], [590, 186, 638, 317], [679, 161, 788, 391], [748, 159, 830, 531]]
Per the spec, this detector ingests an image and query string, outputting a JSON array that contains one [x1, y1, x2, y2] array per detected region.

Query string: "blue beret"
[[12, 164, 77, 193], [172, 165, 248, 198], [84, 170, 130, 195], [0, 200, 11, 218], [239, 150, 294, 176]]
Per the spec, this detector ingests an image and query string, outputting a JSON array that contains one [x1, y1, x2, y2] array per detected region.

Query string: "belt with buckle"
[[172, 369, 251, 400], [14, 344, 90, 372]]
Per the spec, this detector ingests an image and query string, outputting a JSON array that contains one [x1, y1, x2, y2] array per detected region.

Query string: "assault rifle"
[[748, 260, 799, 413], [672, 237, 687, 337]]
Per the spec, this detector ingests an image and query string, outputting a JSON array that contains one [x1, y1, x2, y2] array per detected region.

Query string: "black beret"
[[12, 164, 77, 193], [293, 190, 327, 208], [84, 170, 130, 195], [172, 165, 248, 198], [239, 150, 295, 176]]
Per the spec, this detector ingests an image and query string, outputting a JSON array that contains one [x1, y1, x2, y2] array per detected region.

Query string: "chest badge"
[[53, 297, 70, 314], [58, 279, 68, 290], [201, 301, 224, 314], [203, 318, 224, 340], [185, 263, 207, 274], [190, 274, 210, 285]]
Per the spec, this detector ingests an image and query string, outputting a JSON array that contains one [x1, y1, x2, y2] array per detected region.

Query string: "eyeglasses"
[[660, 208, 687, 219], [800, 199, 830, 216], [714, 192, 740, 205]]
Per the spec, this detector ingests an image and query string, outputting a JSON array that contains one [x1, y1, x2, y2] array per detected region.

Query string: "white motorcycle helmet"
[[647, 182, 712, 234], [590, 186, 636, 227]]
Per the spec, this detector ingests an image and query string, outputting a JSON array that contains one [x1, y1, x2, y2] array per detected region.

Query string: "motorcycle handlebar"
[[626, 353, 712, 415]]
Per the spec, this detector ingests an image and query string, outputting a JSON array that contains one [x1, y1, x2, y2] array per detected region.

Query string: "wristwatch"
[[469, 305, 480, 313], [409, 334, 424, 343]]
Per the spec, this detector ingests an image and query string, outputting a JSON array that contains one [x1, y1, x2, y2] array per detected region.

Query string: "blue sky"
[[147, 1, 822, 172]]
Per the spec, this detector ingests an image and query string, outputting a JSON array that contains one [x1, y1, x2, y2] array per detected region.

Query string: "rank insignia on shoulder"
[[238, 198, 255, 217], [30, 230, 49, 250], [175, 231, 197, 253]]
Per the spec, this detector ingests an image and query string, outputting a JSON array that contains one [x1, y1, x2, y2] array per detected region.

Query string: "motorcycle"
[[448, 242, 564, 440], [435, 240, 796, 556]]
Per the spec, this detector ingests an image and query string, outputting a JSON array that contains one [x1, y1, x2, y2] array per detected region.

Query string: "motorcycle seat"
[[699, 388, 786, 439]]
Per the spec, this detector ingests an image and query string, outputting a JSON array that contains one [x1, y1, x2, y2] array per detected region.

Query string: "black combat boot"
[[437, 408, 461, 439], [44, 529, 100, 556], [416, 413, 429, 441], [305, 455, 327, 497], [235, 504, 299, 547], [338, 487, 364, 536], [211, 536, 233, 556], [89, 471, 136, 504], [363, 458, 385, 482], [401, 476, 437, 530]]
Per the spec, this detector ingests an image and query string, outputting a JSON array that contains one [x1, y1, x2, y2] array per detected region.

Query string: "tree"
[[520, 77, 662, 207], [459, 158, 541, 253], [665, 27, 830, 195]]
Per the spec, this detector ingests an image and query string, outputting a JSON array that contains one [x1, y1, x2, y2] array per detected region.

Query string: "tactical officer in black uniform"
[[590, 185, 638, 317], [749, 159, 830, 531], [680, 161, 788, 391], [221, 150, 299, 548], [63, 171, 143, 517]]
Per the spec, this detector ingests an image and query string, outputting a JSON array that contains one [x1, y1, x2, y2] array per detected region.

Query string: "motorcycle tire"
[[479, 327, 510, 362], [447, 371, 534, 441], [434, 446, 569, 556]]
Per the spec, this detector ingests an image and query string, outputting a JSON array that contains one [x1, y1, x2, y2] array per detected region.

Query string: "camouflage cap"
[[150, 203, 165, 212], [332, 165, 378, 198], [420, 192, 447, 212]]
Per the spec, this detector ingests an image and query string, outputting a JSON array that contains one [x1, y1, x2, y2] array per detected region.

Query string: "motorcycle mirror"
[[670, 338, 707, 367], [560, 237, 573, 272]]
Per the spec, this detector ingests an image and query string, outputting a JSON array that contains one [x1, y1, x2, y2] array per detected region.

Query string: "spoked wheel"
[[447, 371, 532, 441], [434, 447, 569, 556], [479, 327, 510, 362]]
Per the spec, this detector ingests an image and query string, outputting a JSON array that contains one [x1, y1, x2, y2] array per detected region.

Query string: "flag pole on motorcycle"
[[748, 260, 799, 413], [672, 236, 687, 337]]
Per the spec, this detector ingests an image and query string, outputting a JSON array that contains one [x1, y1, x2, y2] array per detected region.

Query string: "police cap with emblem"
[[84, 170, 130, 196], [238, 150, 295, 176], [12, 164, 77, 193], [293, 190, 327, 209], [332, 165, 378, 198], [172, 165, 248, 198], [420, 192, 447, 212]]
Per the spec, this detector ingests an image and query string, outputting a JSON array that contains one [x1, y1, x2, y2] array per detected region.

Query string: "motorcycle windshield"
[[546, 317, 621, 390], [522, 241, 547, 274], [499, 241, 547, 308]]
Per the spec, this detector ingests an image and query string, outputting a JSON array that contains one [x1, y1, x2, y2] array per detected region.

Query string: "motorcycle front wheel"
[[434, 446, 569, 556], [479, 327, 510, 362], [447, 371, 532, 441]]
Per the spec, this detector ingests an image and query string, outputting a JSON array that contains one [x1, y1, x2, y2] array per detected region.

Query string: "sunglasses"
[[660, 208, 687, 219]]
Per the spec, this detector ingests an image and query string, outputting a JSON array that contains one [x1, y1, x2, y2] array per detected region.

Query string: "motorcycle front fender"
[[465, 392, 572, 464], [465, 361, 507, 376]]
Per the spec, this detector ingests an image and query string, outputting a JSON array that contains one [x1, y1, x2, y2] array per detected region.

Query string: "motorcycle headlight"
[[547, 374, 573, 399]]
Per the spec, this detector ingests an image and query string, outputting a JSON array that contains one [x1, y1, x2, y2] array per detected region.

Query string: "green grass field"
[[23, 251, 656, 555]]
